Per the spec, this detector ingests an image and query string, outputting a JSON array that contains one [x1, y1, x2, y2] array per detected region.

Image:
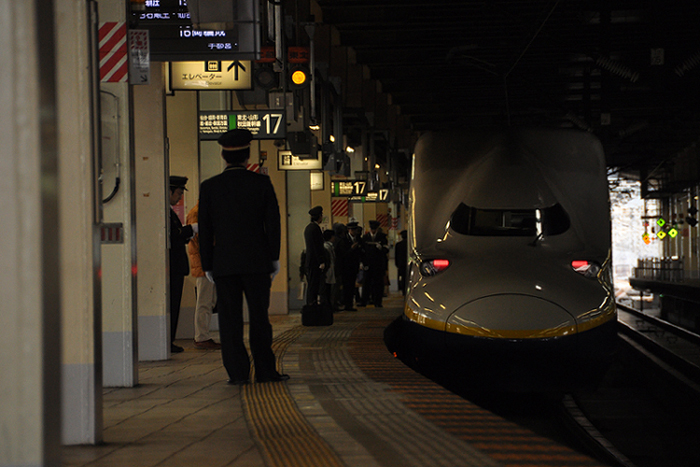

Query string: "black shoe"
[[375, 304, 383, 308], [345, 307, 357, 312], [227, 378, 250, 386], [171, 344, 184, 353], [256, 373, 290, 383]]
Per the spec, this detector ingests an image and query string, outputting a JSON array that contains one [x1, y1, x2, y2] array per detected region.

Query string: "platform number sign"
[[332, 182, 390, 202], [199, 110, 286, 140]]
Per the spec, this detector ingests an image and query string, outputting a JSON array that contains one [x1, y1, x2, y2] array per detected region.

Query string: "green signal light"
[[657, 218, 666, 227]]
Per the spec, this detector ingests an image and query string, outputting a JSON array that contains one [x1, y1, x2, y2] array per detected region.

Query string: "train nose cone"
[[446, 294, 576, 339]]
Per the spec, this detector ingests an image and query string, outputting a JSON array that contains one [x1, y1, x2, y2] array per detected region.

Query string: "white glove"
[[191, 223, 199, 234], [376, 243, 382, 249], [270, 260, 280, 280], [205, 271, 215, 283]]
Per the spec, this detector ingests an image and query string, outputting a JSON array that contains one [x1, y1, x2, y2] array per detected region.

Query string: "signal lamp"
[[254, 66, 279, 90], [288, 65, 311, 89], [419, 259, 450, 277]]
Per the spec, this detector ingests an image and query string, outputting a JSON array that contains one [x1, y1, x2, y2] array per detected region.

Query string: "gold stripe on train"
[[404, 302, 616, 339]]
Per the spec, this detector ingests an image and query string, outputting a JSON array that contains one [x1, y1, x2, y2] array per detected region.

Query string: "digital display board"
[[199, 111, 286, 140], [131, 0, 259, 61], [331, 180, 389, 202]]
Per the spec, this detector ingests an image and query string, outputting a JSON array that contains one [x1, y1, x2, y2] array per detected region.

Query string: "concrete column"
[[135, 63, 169, 361], [0, 0, 61, 465], [287, 171, 311, 311], [56, 0, 103, 444], [99, 0, 138, 386]]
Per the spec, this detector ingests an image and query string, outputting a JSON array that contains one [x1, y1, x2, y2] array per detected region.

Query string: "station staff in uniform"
[[303, 206, 326, 305], [361, 220, 389, 307], [198, 129, 289, 385], [169, 176, 196, 354]]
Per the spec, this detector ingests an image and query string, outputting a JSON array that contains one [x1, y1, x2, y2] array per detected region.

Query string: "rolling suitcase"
[[301, 302, 334, 326]]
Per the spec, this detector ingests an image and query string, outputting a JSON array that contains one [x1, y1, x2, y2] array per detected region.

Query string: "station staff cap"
[[218, 129, 253, 151], [309, 206, 323, 217], [169, 175, 188, 190]]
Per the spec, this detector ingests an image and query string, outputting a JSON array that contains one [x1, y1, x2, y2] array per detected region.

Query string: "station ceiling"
[[314, 1, 700, 174]]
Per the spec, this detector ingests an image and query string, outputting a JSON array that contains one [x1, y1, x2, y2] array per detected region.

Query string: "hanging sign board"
[[199, 110, 286, 139], [171, 60, 251, 89], [128, 30, 150, 85], [278, 150, 322, 170], [130, 0, 261, 61]]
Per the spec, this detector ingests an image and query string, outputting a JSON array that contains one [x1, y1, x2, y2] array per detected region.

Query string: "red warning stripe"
[[331, 198, 349, 217], [376, 213, 389, 229], [99, 22, 128, 82]]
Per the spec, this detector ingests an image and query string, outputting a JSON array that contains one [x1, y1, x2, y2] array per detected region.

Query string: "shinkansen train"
[[389, 129, 617, 392]]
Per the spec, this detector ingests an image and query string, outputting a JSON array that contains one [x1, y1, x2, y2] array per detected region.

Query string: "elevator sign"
[[171, 61, 251, 90], [199, 110, 286, 139]]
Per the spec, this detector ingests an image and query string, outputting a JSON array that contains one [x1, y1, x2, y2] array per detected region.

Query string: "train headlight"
[[571, 260, 601, 279], [419, 259, 450, 277]]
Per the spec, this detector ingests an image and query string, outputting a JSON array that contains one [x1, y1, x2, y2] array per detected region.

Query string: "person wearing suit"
[[303, 206, 326, 305], [198, 129, 288, 385], [361, 220, 389, 307], [339, 221, 363, 311], [169, 175, 196, 354]]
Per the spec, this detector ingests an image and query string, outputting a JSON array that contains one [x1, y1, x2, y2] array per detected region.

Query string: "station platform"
[[63, 295, 606, 467]]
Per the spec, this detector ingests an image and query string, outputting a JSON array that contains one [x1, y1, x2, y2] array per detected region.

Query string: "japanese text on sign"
[[198, 111, 286, 140]]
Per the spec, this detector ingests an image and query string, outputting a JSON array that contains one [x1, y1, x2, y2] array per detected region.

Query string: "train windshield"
[[449, 203, 570, 237]]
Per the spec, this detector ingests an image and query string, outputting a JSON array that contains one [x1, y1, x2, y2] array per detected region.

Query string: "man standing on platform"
[[340, 221, 363, 311], [303, 206, 326, 305], [198, 129, 289, 385], [361, 220, 389, 307], [169, 175, 196, 354]]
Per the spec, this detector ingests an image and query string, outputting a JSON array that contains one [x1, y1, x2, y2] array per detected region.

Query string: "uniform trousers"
[[341, 267, 358, 308], [305, 264, 323, 305], [215, 273, 277, 381], [361, 266, 384, 306], [194, 276, 217, 343], [170, 274, 185, 344]]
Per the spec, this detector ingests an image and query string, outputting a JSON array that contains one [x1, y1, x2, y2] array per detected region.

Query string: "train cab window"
[[450, 203, 570, 237]]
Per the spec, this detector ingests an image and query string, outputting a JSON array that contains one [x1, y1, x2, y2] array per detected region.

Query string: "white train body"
[[401, 129, 616, 390]]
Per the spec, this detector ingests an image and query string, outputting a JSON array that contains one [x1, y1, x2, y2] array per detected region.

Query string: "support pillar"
[[135, 63, 170, 361], [99, 0, 138, 386], [0, 0, 61, 464], [57, 0, 103, 444]]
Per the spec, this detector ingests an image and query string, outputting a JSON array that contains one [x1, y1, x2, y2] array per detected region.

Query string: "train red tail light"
[[571, 260, 601, 278], [419, 259, 451, 276]]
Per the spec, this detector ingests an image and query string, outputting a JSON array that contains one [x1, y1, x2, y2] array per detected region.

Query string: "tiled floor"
[[63, 314, 300, 467]]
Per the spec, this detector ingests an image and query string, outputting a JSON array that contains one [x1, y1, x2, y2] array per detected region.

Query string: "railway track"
[[567, 304, 700, 467]]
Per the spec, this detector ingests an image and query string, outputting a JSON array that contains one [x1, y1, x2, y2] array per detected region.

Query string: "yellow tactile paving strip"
[[241, 327, 345, 467]]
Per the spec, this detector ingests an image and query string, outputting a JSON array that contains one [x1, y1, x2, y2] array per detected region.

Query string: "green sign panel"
[[199, 111, 286, 140]]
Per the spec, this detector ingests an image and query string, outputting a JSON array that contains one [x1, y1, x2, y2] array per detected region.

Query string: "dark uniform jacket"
[[303, 222, 325, 270], [362, 231, 389, 270], [170, 208, 193, 276], [199, 166, 281, 277]]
